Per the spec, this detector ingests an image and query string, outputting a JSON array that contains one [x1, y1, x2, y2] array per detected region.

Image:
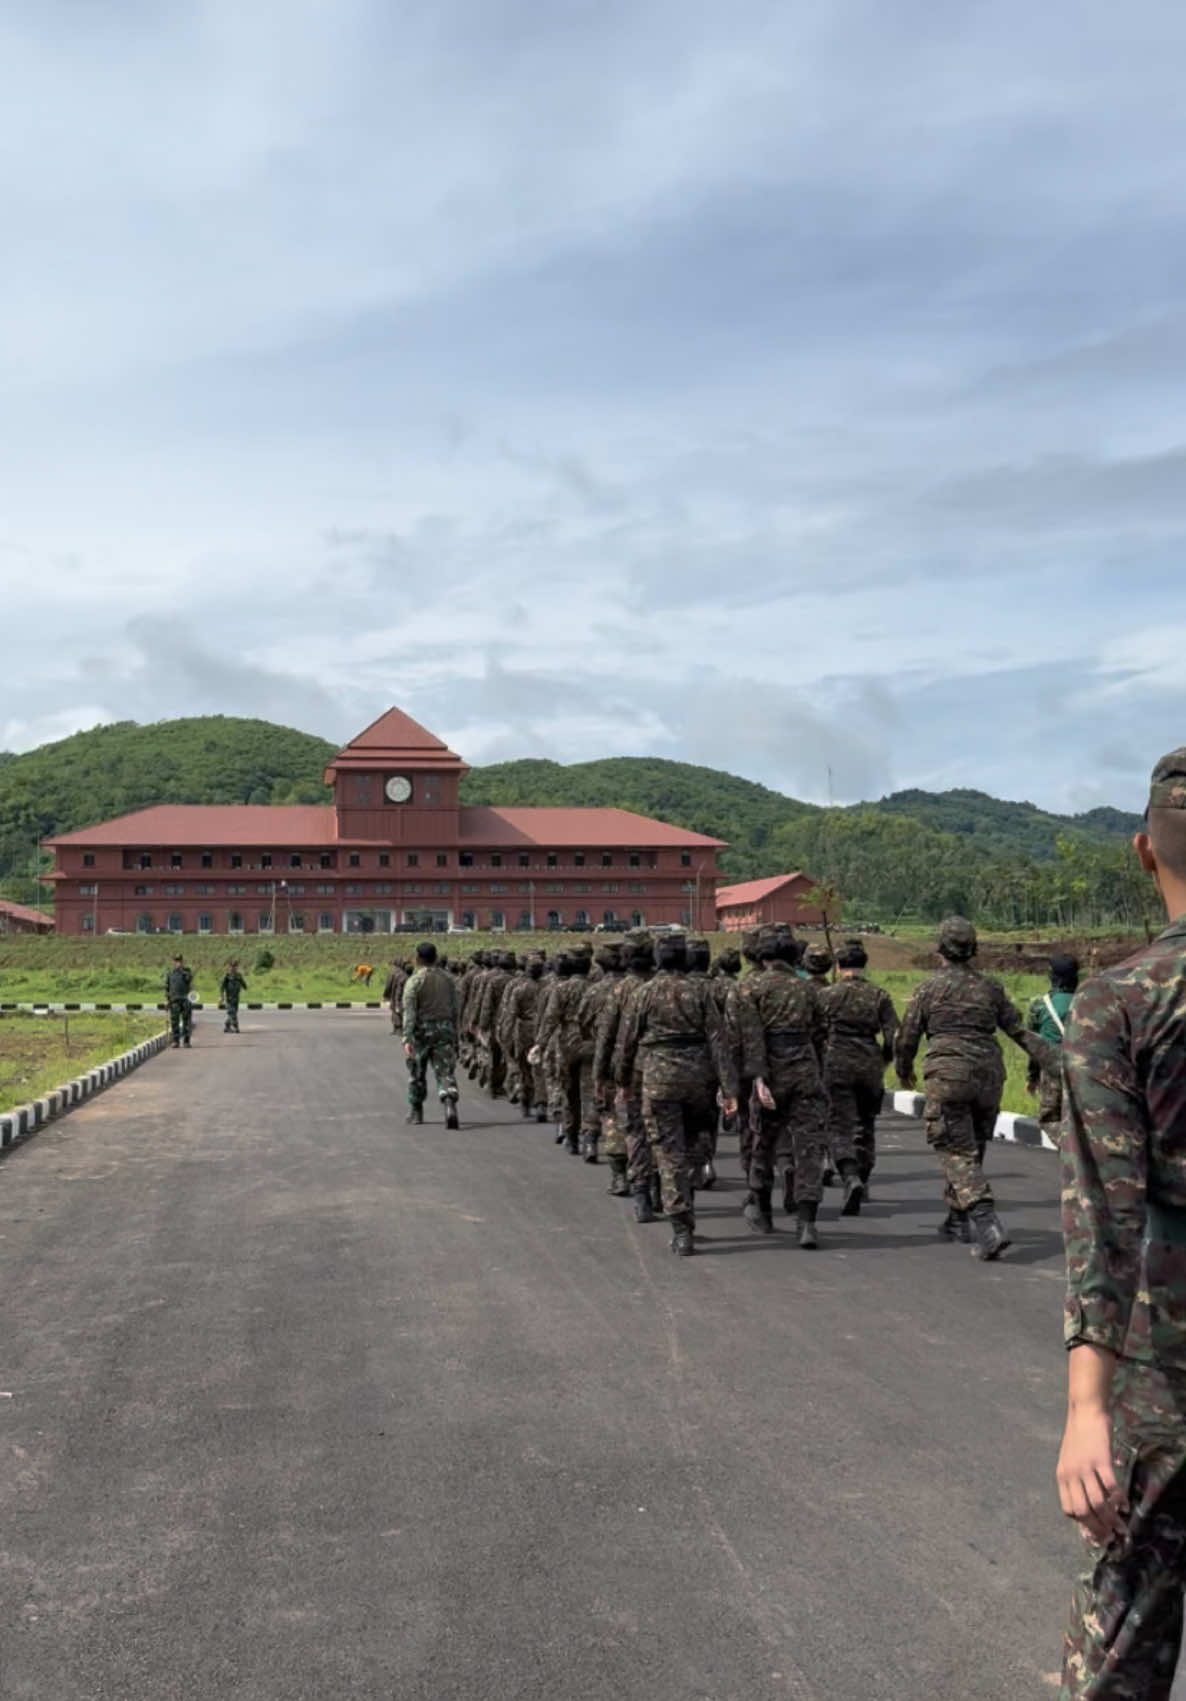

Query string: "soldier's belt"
[[1146, 1199, 1186, 1248], [766, 1028, 809, 1042], [642, 1035, 708, 1048]]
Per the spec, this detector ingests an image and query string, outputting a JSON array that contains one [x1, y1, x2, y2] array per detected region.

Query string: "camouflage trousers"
[[923, 1086, 997, 1210], [644, 1096, 710, 1219], [605, 1082, 654, 1186], [168, 998, 192, 1043], [1061, 1355, 1186, 1700], [748, 1076, 829, 1206], [1037, 1067, 1064, 1133], [510, 1046, 543, 1112], [826, 1064, 884, 1180], [223, 998, 240, 1033], [558, 1058, 599, 1144], [405, 1021, 459, 1111]]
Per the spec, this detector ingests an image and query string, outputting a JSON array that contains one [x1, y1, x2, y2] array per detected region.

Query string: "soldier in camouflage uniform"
[[402, 940, 460, 1128], [894, 916, 1048, 1260], [803, 941, 833, 987], [498, 956, 548, 1119], [219, 960, 247, 1034], [737, 925, 830, 1247], [574, 943, 624, 1161], [476, 950, 515, 1100], [615, 933, 738, 1256], [164, 955, 194, 1048], [1056, 749, 1186, 1700], [532, 953, 598, 1155], [684, 937, 721, 1185], [1026, 953, 1079, 1136], [383, 958, 408, 1035], [819, 940, 898, 1208], [595, 930, 656, 1206], [704, 945, 742, 1186]]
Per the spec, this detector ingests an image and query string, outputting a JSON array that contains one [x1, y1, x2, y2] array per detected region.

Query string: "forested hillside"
[[0, 716, 1148, 928]]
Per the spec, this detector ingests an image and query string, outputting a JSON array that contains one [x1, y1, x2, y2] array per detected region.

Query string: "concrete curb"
[[1, 1028, 171, 1153], [1, 1001, 386, 1013], [884, 1089, 1056, 1152]]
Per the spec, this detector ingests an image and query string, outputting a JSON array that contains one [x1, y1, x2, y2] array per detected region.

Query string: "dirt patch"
[[905, 934, 1146, 974]]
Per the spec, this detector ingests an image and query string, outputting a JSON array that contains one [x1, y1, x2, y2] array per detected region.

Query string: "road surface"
[[0, 1009, 1155, 1699]]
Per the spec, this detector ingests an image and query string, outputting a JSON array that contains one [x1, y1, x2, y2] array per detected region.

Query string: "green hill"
[[0, 715, 1147, 928]]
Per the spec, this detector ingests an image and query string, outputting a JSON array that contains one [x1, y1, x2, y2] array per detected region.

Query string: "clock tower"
[[324, 707, 468, 846]]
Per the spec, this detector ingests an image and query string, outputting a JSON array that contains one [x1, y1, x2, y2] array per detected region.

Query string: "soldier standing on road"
[[164, 954, 194, 1049], [595, 930, 657, 1208], [383, 958, 408, 1036], [1026, 953, 1079, 1138], [736, 925, 830, 1247], [615, 932, 738, 1257], [819, 940, 898, 1206], [219, 960, 247, 1034], [1056, 750, 1186, 1700], [500, 954, 548, 1121], [402, 941, 461, 1129], [894, 916, 1048, 1260], [531, 953, 598, 1156]]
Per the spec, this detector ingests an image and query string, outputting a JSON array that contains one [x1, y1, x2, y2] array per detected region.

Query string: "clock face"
[[385, 775, 413, 804]]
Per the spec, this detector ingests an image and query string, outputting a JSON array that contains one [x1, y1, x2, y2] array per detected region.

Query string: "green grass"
[[0, 1011, 166, 1115]]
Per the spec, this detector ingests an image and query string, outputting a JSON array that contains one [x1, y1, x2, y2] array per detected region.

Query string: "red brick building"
[[45, 709, 726, 938], [0, 898, 55, 935], [713, 872, 826, 933]]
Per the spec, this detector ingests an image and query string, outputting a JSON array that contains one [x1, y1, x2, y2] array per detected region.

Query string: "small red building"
[[45, 708, 726, 938], [713, 872, 827, 933], [0, 898, 55, 935]]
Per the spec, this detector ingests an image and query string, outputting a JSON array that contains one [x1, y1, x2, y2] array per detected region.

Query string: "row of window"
[[85, 879, 655, 900], [78, 908, 676, 935], [93, 849, 689, 872]]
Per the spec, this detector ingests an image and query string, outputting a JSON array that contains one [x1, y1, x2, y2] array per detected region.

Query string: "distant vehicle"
[[447, 924, 475, 934], [565, 920, 593, 933], [594, 920, 628, 933], [105, 928, 130, 935], [650, 923, 683, 935]]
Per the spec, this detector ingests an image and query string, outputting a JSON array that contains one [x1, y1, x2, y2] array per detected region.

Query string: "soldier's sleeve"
[[594, 986, 622, 1085], [401, 971, 421, 1043], [808, 981, 827, 1066], [1024, 996, 1043, 1086], [446, 972, 459, 1029], [1061, 977, 1145, 1356], [994, 980, 1055, 1070], [702, 985, 738, 1101], [614, 984, 646, 1086], [735, 981, 767, 1082], [893, 985, 926, 1077], [877, 988, 899, 1063], [535, 981, 561, 1053]]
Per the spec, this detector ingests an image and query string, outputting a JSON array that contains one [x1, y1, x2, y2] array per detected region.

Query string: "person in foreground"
[[402, 941, 461, 1129], [1057, 747, 1186, 1700]]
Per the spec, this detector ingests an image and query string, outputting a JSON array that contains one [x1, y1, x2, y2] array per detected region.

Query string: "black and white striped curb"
[[886, 1089, 1056, 1152], [1, 1029, 171, 1152], [1, 1001, 387, 1013]]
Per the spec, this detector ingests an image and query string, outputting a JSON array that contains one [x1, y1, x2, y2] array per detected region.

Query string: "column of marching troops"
[[388, 918, 1058, 1260]]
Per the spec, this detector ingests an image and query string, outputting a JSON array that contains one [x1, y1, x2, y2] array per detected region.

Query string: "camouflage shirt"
[[1062, 916, 1186, 1363], [614, 969, 738, 1102], [818, 976, 898, 1077], [894, 962, 1039, 1090], [736, 962, 827, 1084], [402, 965, 458, 1041]]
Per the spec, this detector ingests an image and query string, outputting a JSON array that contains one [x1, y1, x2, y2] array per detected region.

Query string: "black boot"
[[564, 1134, 580, 1155], [535, 1107, 549, 1124], [444, 1099, 460, 1131], [797, 1202, 820, 1249], [520, 1100, 533, 1120], [700, 1156, 717, 1189], [938, 1209, 971, 1244], [968, 1201, 1011, 1261], [669, 1213, 694, 1257], [406, 1105, 424, 1126], [580, 1133, 598, 1164], [782, 1169, 795, 1216], [607, 1156, 631, 1197], [554, 1123, 567, 1145], [649, 1172, 663, 1214], [632, 1186, 656, 1224], [839, 1164, 865, 1217], [743, 1187, 774, 1234]]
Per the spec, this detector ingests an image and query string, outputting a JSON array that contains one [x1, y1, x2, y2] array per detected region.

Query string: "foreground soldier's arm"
[[701, 984, 738, 1113], [1055, 975, 1140, 1542], [992, 981, 1056, 1072], [613, 984, 647, 1087], [401, 970, 421, 1049], [877, 987, 898, 1063], [893, 985, 926, 1088], [593, 985, 621, 1087]]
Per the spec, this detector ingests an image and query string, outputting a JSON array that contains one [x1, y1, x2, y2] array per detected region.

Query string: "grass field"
[[0, 1011, 166, 1115], [0, 934, 1054, 1117]]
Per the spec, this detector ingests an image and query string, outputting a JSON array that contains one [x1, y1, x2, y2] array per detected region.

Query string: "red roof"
[[0, 898, 54, 926], [45, 802, 725, 852], [324, 707, 467, 779], [714, 872, 812, 908]]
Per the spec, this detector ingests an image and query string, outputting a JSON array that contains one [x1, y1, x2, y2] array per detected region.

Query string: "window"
[[547, 854, 557, 869], [490, 883, 507, 895], [288, 885, 305, 896], [227, 884, 247, 896], [407, 853, 419, 868], [602, 853, 613, 867], [258, 913, 273, 933], [379, 853, 390, 868], [681, 852, 692, 868], [422, 775, 440, 805], [490, 853, 502, 869], [459, 852, 474, 868], [345, 884, 364, 897], [602, 910, 617, 925], [436, 853, 448, 868], [81, 914, 94, 933], [461, 883, 480, 895], [318, 913, 335, 932], [201, 852, 213, 869], [632, 910, 644, 927], [137, 913, 153, 933], [139, 853, 152, 869], [574, 910, 588, 926], [434, 883, 450, 895], [573, 883, 591, 894], [490, 911, 504, 929], [545, 883, 564, 895], [406, 883, 422, 894], [461, 910, 476, 929], [348, 853, 361, 868], [601, 883, 619, 894], [199, 914, 213, 934], [196, 884, 216, 897], [319, 852, 332, 869], [231, 853, 242, 869], [574, 853, 585, 868], [682, 909, 693, 927], [629, 854, 641, 868], [376, 882, 393, 895], [134, 884, 151, 897], [171, 853, 182, 869], [518, 910, 533, 929], [164, 884, 184, 896], [79, 883, 97, 897], [316, 883, 334, 896], [547, 910, 561, 928], [228, 912, 244, 933], [352, 776, 373, 805], [629, 882, 647, 894], [288, 913, 305, 932], [519, 854, 530, 868], [168, 913, 183, 933], [83, 853, 95, 868], [290, 854, 302, 868], [261, 853, 273, 869]]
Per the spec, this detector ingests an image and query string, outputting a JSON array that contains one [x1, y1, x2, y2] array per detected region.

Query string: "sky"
[[2, 0, 1184, 816]]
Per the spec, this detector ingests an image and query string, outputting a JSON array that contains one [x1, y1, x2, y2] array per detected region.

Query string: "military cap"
[[803, 943, 833, 973], [572, 938, 595, 956], [1149, 748, 1186, 811], [937, 915, 978, 958], [687, 937, 709, 952], [623, 927, 653, 949], [740, 929, 761, 958]]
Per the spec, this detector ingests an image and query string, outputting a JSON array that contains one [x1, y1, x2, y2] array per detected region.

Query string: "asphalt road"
[[0, 1008, 1150, 1700]]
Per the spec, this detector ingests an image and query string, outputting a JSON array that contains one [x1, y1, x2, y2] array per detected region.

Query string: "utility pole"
[[270, 880, 277, 934], [93, 881, 99, 938]]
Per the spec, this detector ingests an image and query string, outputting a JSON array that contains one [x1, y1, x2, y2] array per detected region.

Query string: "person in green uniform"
[[219, 960, 247, 1034], [164, 955, 194, 1048], [1026, 953, 1079, 1136], [402, 941, 460, 1129]]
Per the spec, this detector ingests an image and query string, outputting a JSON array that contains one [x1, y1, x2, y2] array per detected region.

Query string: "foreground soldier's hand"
[[897, 1070, 916, 1092], [755, 1078, 775, 1112], [1056, 1345, 1128, 1544], [403, 1041, 413, 1060], [721, 1097, 738, 1119]]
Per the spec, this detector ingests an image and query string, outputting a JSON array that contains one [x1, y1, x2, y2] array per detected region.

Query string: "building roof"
[[714, 872, 811, 909], [0, 898, 54, 926], [45, 803, 726, 852], [324, 707, 468, 780]]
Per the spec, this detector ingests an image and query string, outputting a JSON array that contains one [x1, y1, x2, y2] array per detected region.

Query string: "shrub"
[[254, 949, 275, 973]]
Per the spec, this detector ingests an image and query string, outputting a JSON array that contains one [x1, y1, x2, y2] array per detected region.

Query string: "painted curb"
[[882, 1090, 1056, 1152], [2, 1001, 386, 1014], [0, 1029, 171, 1153]]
